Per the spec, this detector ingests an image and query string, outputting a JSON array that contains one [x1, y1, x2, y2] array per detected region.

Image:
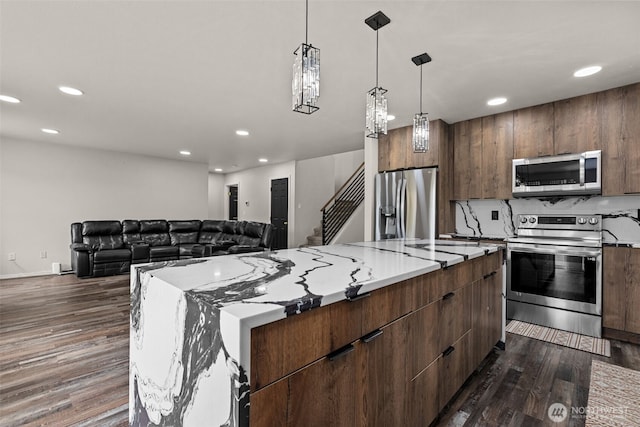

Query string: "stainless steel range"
[[507, 214, 602, 337]]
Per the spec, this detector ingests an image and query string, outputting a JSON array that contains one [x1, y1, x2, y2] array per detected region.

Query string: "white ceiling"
[[1, 1, 639, 173]]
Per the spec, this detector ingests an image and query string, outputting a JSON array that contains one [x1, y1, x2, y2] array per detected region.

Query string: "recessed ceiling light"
[[573, 66, 602, 78], [236, 130, 250, 136], [179, 150, 191, 156], [41, 128, 60, 134], [387, 114, 396, 121], [258, 158, 268, 163], [214, 168, 223, 172], [0, 94, 21, 103], [58, 86, 84, 96], [487, 97, 507, 106]]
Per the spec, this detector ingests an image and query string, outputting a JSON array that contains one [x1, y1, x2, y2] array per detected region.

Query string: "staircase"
[[320, 162, 365, 245], [304, 226, 323, 247]]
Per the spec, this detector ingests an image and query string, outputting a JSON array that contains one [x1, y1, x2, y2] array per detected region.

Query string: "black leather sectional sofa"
[[70, 219, 273, 278]]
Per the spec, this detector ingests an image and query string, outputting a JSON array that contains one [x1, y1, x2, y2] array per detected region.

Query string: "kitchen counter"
[[129, 239, 502, 427]]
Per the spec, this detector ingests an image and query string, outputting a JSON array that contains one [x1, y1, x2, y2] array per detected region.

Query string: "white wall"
[[329, 203, 365, 245], [0, 138, 208, 277], [294, 150, 364, 247], [208, 173, 225, 219], [364, 134, 378, 241], [223, 162, 296, 248]]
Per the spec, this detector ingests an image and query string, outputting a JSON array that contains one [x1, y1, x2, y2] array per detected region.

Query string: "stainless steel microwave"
[[512, 150, 601, 197]]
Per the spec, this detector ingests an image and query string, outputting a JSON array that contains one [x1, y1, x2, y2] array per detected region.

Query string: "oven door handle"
[[508, 244, 601, 258]]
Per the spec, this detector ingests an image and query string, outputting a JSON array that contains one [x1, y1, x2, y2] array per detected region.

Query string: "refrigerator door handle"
[[398, 178, 406, 238]]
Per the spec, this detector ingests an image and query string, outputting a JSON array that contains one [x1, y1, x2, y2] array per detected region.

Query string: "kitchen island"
[[129, 239, 504, 427]]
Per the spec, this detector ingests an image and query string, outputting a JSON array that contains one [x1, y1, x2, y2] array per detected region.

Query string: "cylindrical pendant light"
[[411, 52, 432, 152]]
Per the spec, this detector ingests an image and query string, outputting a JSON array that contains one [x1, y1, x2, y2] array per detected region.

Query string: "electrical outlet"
[[491, 210, 499, 220], [8, 252, 16, 261], [40, 251, 47, 259]]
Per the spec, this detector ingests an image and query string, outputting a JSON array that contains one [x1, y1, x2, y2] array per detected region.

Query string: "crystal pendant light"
[[292, 0, 319, 114], [365, 11, 390, 138], [411, 52, 432, 152]]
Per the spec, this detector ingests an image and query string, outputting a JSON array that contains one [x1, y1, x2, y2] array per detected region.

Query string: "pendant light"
[[365, 11, 390, 138], [411, 52, 432, 152], [292, 0, 320, 114]]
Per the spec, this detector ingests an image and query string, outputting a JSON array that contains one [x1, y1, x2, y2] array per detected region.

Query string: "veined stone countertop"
[[129, 239, 502, 427]]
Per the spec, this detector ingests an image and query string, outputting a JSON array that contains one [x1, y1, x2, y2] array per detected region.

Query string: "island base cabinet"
[[439, 331, 473, 411], [250, 316, 411, 427], [408, 358, 440, 427]]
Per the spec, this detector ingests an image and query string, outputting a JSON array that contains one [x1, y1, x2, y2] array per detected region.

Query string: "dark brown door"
[[270, 178, 288, 250], [229, 185, 238, 220]]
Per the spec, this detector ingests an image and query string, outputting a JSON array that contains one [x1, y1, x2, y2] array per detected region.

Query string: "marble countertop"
[[133, 238, 501, 330], [129, 239, 503, 425]]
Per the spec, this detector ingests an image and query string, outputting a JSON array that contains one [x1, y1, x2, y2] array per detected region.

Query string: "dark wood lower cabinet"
[[357, 316, 410, 426], [439, 331, 474, 411], [409, 358, 440, 426], [603, 247, 640, 341], [471, 269, 502, 368], [288, 344, 357, 426], [250, 252, 504, 427]]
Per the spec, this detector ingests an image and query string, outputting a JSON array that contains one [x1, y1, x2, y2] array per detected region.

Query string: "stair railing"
[[321, 162, 365, 245]]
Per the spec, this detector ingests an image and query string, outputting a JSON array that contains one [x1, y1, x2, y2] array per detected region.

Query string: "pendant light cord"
[[304, 0, 309, 45], [419, 65, 423, 114], [375, 30, 379, 87]]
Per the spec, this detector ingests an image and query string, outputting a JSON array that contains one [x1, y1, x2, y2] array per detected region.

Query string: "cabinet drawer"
[[437, 261, 472, 298], [287, 343, 357, 427], [362, 278, 413, 334], [252, 277, 415, 391], [251, 296, 364, 391], [408, 358, 440, 427], [472, 251, 502, 279], [439, 283, 471, 352], [409, 301, 440, 378], [439, 330, 473, 411]]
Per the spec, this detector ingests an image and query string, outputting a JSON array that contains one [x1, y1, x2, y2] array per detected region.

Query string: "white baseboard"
[[0, 270, 53, 280]]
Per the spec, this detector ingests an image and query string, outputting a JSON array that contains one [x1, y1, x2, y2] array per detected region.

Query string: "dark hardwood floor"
[[0, 274, 129, 427], [1, 274, 639, 426]]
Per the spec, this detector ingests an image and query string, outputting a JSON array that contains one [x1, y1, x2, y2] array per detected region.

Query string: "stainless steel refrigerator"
[[374, 168, 437, 240]]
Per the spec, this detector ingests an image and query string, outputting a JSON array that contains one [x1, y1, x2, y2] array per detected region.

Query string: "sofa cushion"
[[244, 221, 264, 238], [199, 220, 225, 244], [93, 248, 131, 263], [122, 220, 142, 244], [222, 221, 238, 234], [169, 220, 201, 245], [236, 235, 261, 246], [83, 235, 125, 251], [82, 221, 122, 236], [140, 220, 169, 233], [169, 220, 201, 233], [178, 243, 201, 258], [201, 220, 225, 232], [139, 220, 171, 246], [149, 246, 179, 259]]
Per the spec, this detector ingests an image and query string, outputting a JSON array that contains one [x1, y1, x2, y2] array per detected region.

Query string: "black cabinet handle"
[[328, 344, 355, 361], [442, 346, 455, 357], [442, 292, 455, 301], [483, 271, 497, 280], [361, 329, 384, 343], [347, 292, 371, 302]]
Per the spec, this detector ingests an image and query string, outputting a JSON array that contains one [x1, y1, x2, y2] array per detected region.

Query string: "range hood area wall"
[[453, 195, 640, 245]]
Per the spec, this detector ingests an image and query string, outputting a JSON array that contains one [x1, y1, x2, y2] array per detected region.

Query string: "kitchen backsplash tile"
[[454, 195, 640, 244]]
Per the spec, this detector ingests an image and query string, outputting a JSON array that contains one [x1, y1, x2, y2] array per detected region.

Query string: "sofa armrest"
[[228, 245, 266, 254], [71, 243, 92, 252]]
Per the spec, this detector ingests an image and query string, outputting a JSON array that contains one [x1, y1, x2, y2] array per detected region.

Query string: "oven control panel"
[[516, 214, 602, 231]]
